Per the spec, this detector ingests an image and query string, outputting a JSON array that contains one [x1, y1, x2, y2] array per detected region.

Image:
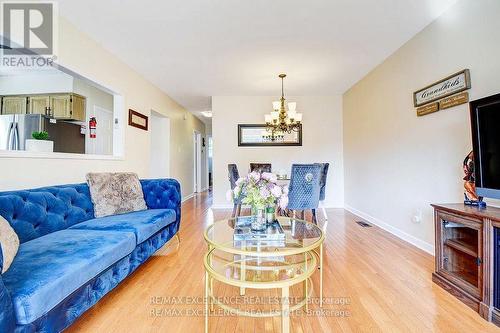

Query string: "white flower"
[[249, 172, 261, 182], [270, 185, 282, 197], [262, 172, 278, 184], [259, 187, 270, 199]]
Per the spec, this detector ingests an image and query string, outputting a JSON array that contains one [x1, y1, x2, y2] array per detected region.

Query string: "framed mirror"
[[238, 124, 302, 147]]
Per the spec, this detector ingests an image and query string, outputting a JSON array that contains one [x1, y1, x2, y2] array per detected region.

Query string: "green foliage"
[[31, 131, 50, 140]]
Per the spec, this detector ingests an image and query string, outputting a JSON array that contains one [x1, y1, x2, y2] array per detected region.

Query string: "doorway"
[[86, 106, 113, 155], [193, 131, 202, 193], [150, 111, 170, 178]]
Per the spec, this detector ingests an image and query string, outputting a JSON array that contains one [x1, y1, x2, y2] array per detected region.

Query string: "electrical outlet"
[[412, 210, 423, 224]]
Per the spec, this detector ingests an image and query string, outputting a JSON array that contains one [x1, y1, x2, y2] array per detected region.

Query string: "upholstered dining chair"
[[287, 164, 322, 224], [228, 164, 242, 218], [315, 163, 330, 221], [250, 163, 272, 173]]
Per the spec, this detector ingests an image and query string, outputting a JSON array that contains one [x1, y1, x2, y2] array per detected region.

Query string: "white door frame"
[[206, 134, 212, 188], [150, 110, 170, 178], [193, 130, 202, 193]]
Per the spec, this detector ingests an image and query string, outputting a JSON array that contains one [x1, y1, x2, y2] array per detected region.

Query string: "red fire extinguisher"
[[89, 117, 97, 138]]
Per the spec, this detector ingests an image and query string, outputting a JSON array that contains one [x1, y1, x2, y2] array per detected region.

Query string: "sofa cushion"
[[0, 184, 94, 243], [1, 229, 135, 325], [86, 172, 147, 218], [69, 209, 176, 244]]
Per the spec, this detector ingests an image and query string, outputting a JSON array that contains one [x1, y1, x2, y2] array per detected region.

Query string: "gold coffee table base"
[[204, 249, 319, 333], [203, 217, 325, 333]]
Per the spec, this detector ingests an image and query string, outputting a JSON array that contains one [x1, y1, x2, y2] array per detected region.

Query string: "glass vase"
[[251, 206, 266, 231]]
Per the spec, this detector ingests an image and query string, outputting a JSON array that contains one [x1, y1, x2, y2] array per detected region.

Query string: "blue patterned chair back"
[[287, 164, 322, 210], [250, 163, 271, 173], [315, 163, 330, 201], [228, 164, 240, 190]]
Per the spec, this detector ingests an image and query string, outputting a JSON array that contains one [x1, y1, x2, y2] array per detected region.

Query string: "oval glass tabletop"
[[204, 217, 324, 256], [204, 248, 317, 288]]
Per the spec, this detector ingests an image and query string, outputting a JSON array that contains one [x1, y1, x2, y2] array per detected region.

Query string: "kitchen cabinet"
[[2, 94, 86, 120], [50, 94, 86, 121], [1, 96, 27, 115], [29, 95, 50, 115]]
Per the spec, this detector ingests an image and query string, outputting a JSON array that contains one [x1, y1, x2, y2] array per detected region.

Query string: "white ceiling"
[[57, 0, 457, 119]]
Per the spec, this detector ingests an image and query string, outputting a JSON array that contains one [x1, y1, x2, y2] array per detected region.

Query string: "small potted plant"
[[227, 171, 288, 231], [25, 131, 54, 153]]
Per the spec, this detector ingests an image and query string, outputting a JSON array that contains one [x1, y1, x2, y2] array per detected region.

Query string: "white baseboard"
[[182, 193, 195, 202], [344, 204, 434, 255]]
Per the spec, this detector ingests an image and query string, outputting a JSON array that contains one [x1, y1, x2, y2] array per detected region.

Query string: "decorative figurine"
[[463, 151, 486, 207]]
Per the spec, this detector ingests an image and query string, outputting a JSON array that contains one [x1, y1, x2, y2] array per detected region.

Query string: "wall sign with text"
[[413, 69, 471, 116], [414, 69, 470, 107]]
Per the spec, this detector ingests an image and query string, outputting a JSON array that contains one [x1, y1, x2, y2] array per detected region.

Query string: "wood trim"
[[128, 109, 148, 131], [431, 204, 500, 223], [483, 218, 494, 320], [492, 308, 500, 326], [432, 272, 480, 312]]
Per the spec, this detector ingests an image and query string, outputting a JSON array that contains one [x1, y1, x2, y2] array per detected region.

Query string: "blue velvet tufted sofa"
[[0, 178, 181, 333]]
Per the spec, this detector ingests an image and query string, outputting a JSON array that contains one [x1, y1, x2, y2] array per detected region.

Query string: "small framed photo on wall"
[[128, 109, 148, 131]]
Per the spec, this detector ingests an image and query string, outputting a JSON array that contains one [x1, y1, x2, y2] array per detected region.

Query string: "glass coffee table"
[[203, 217, 325, 333]]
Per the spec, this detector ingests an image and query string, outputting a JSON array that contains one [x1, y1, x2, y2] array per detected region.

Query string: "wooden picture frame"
[[237, 124, 302, 147], [128, 109, 148, 131], [413, 69, 471, 107]]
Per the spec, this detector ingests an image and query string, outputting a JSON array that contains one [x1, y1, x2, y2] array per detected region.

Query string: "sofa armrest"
[[0, 249, 16, 332], [140, 179, 182, 226]]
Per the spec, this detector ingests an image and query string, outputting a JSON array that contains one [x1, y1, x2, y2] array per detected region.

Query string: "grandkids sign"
[[413, 69, 471, 107]]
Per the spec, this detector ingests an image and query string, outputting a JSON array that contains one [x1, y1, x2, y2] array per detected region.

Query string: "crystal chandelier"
[[264, 74, 302, 134]]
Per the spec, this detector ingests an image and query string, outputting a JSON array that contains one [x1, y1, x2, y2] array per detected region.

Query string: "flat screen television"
[[470, 93, 500, 199]]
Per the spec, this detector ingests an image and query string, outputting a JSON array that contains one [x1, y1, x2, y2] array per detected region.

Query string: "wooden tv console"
[[432, 203, 500, 326]]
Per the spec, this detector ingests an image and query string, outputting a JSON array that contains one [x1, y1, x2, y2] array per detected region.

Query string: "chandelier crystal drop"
[[264, 74, 302, 134]]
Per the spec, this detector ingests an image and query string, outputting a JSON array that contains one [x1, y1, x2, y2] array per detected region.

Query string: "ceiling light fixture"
[[264, 74, 302, 134]]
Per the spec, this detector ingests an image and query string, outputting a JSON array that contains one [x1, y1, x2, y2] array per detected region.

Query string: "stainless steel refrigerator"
[[0, 114, 85, 153]]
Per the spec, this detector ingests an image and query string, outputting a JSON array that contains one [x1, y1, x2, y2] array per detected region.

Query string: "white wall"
[[0, 17, 206, 199], [0, 72, 73, 95], [343, 0, 500, 254], [212, 95, 344, 208], [73, 77, 114, 121]]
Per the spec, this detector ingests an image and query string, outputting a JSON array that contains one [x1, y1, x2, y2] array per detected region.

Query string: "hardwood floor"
[[67, 191, 500, 332]]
